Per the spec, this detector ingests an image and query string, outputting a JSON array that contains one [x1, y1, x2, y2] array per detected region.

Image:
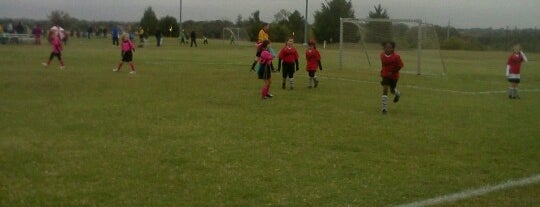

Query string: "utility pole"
[[179, 0, 183, 33], [304, 0, 308, 45]]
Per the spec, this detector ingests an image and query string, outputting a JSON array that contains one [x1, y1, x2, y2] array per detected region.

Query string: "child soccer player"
[[278, 38, 299, 90], [113, 34, 136, 74], [258, 40, 274, 99], [506, 44, 528, 99], [380, 41, 404, 114], [42, 30, 65, 69], [305, 40, 322, 88]]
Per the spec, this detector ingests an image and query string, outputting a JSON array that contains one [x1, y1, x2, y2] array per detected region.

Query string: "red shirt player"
[[278, 38, 299, 89], [506, 44, 528, 99], [380, 41, 404, 114], [306, 40, 322, 88]]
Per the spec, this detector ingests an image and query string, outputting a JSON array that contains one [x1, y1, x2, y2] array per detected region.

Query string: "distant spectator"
[[15, 21, 24, 34], [137, 26, 145, 47], [103, 27, 108, 38], [112, 25, 120, 46], [155, 29, 162, 47], [33, 24, 42, 45], [6, 21, 13, 33], [86, 26, 93, 39], [190, 30, 197, 47], [203, 35, 208, 45], [179, 30, 187, 45]]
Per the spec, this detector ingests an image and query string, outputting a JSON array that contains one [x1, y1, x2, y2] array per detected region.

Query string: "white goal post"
[[339, 17, 446, 75]]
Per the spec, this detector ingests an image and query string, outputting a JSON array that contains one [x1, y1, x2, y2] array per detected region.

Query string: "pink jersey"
[[259, 50, 274, 65], [51, 35, 63, 54], [121, 40, 135, 52]]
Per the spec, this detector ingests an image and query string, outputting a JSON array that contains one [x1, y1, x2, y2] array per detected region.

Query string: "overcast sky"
[[1, 0, 539, 29]]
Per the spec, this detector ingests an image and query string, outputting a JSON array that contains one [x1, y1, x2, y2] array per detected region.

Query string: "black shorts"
[[122, 51, 133, 62], [282, 62, 295, 78], [258, 64, 272, 80], [507, 78, 520, 83], [381, 77, 398, 89]]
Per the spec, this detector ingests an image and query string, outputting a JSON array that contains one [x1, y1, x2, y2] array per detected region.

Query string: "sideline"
[[394, 174, 540, 207]]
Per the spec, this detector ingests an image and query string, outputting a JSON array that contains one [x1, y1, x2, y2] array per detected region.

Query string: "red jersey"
[[306, 48, 321, 71], [507, 53, 525, 74], [380, 52, 404, 80], [278, 46, 299, 64]]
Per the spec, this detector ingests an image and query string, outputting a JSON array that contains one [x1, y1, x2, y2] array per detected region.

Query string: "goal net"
[[339, 18, 446, 76], [222, 27, 251, 46]]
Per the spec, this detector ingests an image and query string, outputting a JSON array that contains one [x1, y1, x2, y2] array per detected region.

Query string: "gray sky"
[[1, 0, 539, 29]]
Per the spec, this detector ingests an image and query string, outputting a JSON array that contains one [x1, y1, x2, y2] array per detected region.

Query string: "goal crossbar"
[[339, 17, 425, 74]]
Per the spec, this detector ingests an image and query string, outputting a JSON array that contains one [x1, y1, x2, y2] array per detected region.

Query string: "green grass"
[[1, 37, 539, 206]]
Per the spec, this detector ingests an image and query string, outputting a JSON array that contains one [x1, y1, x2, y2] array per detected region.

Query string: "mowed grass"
[[0, 37, 539, 206]]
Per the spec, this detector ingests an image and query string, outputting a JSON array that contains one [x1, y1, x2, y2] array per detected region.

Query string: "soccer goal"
[[339, 18, 446, 76], [222, 27, 250, 46]]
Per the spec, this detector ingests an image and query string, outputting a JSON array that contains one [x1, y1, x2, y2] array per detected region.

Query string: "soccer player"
[[305, 40, 323, 88], [41, 28, 65, 69], [250, 23, 270, 72], [113, 34, 136, 74], [258, 40, 274, 99], [506, 44, 528, 99], [278, 38, 299, 90], [380, 41, 404, 114]]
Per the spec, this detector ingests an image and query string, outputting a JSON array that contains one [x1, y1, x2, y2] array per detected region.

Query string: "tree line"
[[2, 0, 538, 52]]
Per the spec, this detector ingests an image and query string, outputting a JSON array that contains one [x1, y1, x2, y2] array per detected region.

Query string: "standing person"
[[190, 30, 197, 47], [305, 40, 323, 88], [258, 40, 274, 99], [506, 44, 528, 99], [113, 34, 137, 74], [379, 41, 404, 114], [278, 38, 299, 90], [41, 31, 65, 69], [203, 35, 208, 45], [250, 23, 270, 71], [111, 25, 120, 46], [179, 30, 187, 45], [33, 24, 42, 45], [137, 26, 145, 47], [155, 29, 162, 47]]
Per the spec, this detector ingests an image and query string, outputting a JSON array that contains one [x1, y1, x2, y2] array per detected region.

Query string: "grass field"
[[1, 37, 539, 206]]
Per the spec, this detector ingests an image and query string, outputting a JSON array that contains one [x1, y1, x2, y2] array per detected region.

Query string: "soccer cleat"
[[41, 62, 48, 67], [382, 109, 387, 114], [60, 66, 65, 70], [113, 68, 119, 72], [266, 93, 273, 98], [393, 94, 400, 103], [129, 71, 136, 74]]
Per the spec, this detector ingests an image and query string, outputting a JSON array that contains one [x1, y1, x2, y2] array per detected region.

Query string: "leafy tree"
[[247, 10, 264, 41], [269, 23, 291, 43], [159, 16, 179, 37], [48, 10, 72, 27], [365, 4, 391, 43], [313, 0, 355, 43], [274, 9, 291, 23], [287, 10, 305, 43], [140, 7, 159, 36]]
